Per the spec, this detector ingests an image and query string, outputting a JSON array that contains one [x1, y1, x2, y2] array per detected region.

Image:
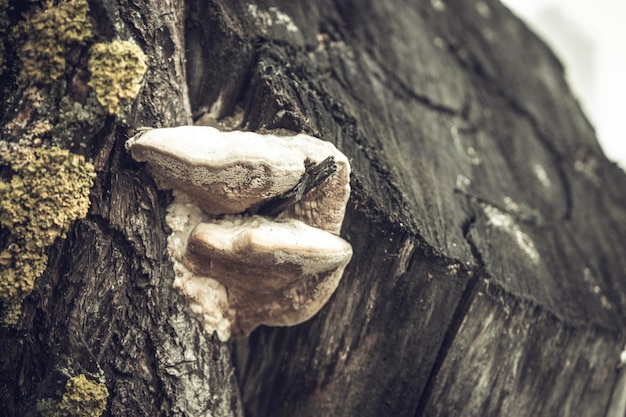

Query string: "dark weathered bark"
[[2, 0, 626, 416]]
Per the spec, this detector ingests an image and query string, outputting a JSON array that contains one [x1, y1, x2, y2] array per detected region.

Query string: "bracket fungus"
[[126, 126, 352, 339]]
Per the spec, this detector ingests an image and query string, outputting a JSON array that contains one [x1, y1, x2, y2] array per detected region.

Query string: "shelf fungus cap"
[[185, 216, 352, 336], [126, 126, 350, 233], [126, 126, 352, 338]]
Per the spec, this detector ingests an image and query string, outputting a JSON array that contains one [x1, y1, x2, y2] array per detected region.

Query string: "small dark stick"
[[256, 156, 338, 217]]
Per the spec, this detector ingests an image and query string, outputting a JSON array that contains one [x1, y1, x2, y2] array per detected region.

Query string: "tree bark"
[[2, 0, 626, 416]]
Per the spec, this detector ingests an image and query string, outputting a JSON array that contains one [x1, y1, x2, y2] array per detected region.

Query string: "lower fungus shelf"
[[185, 215, 352, 336]]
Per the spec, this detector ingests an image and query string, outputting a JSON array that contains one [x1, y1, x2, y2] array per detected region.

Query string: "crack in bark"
[[414, 213, 483, 416]]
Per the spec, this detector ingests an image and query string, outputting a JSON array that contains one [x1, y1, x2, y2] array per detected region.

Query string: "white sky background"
[[500, 0, 626, 169]]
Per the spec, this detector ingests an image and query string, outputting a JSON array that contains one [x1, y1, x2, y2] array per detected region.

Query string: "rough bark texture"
[[1, 0, 626, 416]]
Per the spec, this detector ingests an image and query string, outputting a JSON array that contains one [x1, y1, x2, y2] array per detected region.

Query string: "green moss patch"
[[88, 40, 147, 115], [0, 144, 95, 324], [14, 0, 93, 84], [38, 374, 108, 417]]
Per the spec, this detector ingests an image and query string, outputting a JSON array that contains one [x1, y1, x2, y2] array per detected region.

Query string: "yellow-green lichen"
[[14, 0, 93, 84], [38, 374, 108, 417], [88, 40, 147, 115], [0, 144, 95, 324]]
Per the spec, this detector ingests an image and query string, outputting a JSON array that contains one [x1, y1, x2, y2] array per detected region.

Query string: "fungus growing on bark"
[[126, 126, 352, 338]]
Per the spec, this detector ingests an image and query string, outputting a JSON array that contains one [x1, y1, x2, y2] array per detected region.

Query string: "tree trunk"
[[2, 0, 626, 416]]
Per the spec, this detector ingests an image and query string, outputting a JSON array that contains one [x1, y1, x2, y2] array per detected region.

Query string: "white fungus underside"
[[166, 191, 234, 341]]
